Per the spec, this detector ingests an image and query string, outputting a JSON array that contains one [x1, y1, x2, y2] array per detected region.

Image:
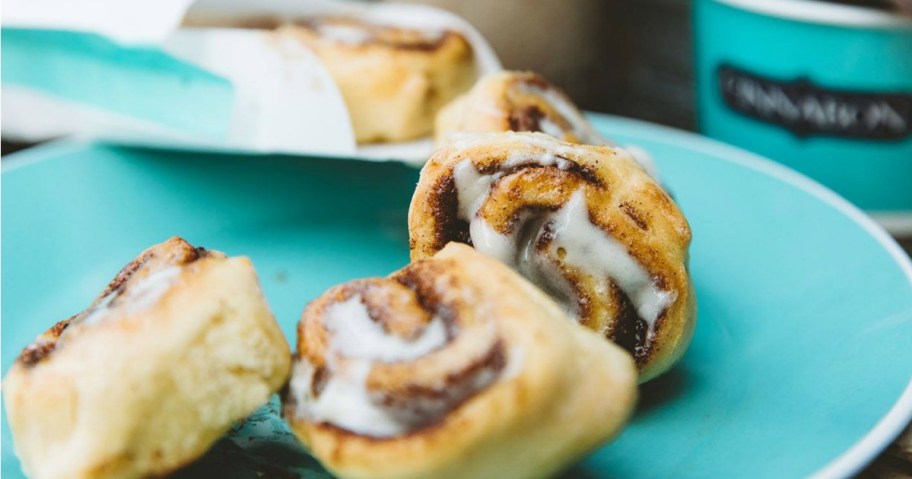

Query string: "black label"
[[718, 64, 912, 141]]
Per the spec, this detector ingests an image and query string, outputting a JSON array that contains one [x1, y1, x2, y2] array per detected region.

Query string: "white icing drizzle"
[[518, 83, 608, 146], [124, 266, 183, 314], [504, 144, 574, 171], [81, 266, 182, 326], [468, 219, 513, 266], [293, 294, 449, 437], [453, 160, 494, 221], [468, 213, 577, 318], [325, 296, 447, 362], [80, 291, 117, 326], [549, 192, 676, 339], [315, 24, 373, 44], [502, 346, 526, 380], [538, 116, 566, 139], [291, 357, 408, 437], [452, 157, 675, 343]]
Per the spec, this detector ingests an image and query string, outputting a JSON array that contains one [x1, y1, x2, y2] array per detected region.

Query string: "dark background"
[[396, 0, 695, 129]]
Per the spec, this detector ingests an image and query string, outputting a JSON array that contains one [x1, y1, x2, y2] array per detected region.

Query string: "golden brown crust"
[[409, 133, 696, 381], [278, 17, 477, 144], [96, 238, 215, 299], [283, 243, 638, 479], [15, 237, 217, 368], [3, 237, 291, 479], [435, 71, 607, 146], [294, 17, 459, 52], [16, 317, 75, 367]]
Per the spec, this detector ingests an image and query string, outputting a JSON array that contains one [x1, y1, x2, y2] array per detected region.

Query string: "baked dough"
[[281, 17, 477, 144], [283, 243, 637, 479], [409, 132, 696, 381], [435, 71, 606, 145], [435, 71, 659, 177], [2, 237, 291, 479]]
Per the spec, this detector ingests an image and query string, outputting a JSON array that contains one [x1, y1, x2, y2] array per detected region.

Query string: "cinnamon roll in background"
[[437, 71, 605, 145], [279, 17, 478, 144], [283, 243, 637, 479], [436, 71, 658, 177], [2, 237, 291, 479], [409, 132, 696, 381]]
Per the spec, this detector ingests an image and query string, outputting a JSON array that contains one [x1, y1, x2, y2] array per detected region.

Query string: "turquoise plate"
[[3, 115, 911, 478]]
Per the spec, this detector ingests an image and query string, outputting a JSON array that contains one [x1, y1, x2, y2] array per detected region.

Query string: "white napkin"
[[1, 0, 503, 163]]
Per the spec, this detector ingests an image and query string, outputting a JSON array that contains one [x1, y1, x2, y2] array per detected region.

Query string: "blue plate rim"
[[589, 113, 912, 479], [3, 115, 911, 478]]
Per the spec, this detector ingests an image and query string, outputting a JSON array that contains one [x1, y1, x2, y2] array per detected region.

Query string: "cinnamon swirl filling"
[[451, 159, 674, 353], [286, 261, 509, 438], [436, 71, 660, 178], [507, 74, 608, 146], [282, 243, 641, 478], [411, 133, 694, 371]]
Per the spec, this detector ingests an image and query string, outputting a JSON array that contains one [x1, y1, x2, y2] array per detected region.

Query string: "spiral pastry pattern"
[[436, 70, 658, 177], [436, 71, 605, 144], [409, 132, 695, 381], [283, 243, 637, 479]]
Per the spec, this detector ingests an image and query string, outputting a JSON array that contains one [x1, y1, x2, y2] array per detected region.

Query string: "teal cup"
[[695, 0, 912, 233]]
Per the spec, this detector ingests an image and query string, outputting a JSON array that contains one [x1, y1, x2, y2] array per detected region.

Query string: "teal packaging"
[[695, 0, 912, 228], [1, 28, 234, 138]]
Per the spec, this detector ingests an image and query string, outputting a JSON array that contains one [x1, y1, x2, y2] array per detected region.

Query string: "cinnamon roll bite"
[[409, 133, 696, 381], [2, 237, 291, 479], [279, 17, 477, 144], [283, 243, 637, 479]]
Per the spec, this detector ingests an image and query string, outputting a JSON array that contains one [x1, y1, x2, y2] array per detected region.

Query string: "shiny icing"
[[452, 155, 675, 341], [292, 295, 449, 437], [537, 116, 567, 140], [328, 295, 447, 361], [518, 82, 607, 146], [292, 357, 406, 437], [81, 266, 182, 326], [548, 191, 676, 338]]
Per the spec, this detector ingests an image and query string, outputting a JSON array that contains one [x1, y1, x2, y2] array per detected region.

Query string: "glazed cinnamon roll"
[[283, 243, 637, 479], [279, 17, 477, 144], [409, 132, 695, 381], [436, 71, 604, 144], [436, 71, 658, 177], [2, 237, 291, 479]]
